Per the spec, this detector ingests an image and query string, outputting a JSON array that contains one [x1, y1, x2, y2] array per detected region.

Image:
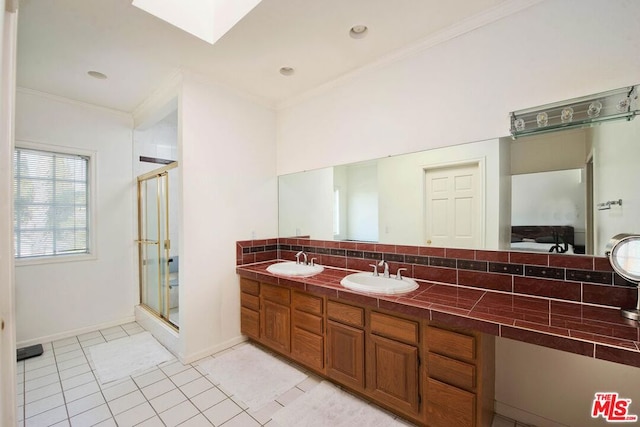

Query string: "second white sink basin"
[[340, 272, 419, 295], [267, 261, 324, 277]]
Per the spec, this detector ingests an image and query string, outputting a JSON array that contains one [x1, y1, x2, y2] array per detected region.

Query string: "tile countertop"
[[236, 261, 640, 369]]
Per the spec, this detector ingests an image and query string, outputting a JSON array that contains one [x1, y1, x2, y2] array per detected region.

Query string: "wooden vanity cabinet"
[[238, 278, 495, 427]]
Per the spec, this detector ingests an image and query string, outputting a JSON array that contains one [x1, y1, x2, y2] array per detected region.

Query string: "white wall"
[[276, 0, 640, 175], [345, 162, 378, 242], [510, 128, 587, 175], [14, 89, 136, 345], [496, 337, 640, 427], [591, 118, 640, 255], [180, 73, 277, 361], [278, 167, 333, 240], [1, 4, 18, 426]]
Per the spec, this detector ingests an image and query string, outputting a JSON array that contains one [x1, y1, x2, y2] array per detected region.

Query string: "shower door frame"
[[136, 162, 178, 330]]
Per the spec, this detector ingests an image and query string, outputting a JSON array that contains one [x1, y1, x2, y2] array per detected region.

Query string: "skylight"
[[132, 0, 262, 45]]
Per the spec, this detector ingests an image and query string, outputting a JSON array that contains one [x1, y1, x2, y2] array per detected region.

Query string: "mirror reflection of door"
[[424, 162, 482, 249]]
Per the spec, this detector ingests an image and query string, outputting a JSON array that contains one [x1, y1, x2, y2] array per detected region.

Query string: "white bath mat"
[[89, 331, 174, 385], [272, 380, 406, 427], [199, 344, 307, 411]]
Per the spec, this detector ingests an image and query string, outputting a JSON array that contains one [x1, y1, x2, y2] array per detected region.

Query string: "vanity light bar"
[[509, 84, 639, 139]]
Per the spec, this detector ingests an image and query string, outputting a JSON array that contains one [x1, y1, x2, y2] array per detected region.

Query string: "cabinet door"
[[326, 320, 365, 390], [261, 300, 290, 353], [368, 334, 420, 416]]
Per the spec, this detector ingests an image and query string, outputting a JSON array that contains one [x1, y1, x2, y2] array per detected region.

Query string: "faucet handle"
[[395, 268, 408, 280], [369, 264, 380, 276], [310, 258, 317, 266]]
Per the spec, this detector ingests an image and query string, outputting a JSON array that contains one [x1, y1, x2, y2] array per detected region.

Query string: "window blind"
[[13, 147, 89, 259]]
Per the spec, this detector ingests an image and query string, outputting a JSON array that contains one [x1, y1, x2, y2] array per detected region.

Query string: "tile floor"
[[16, 322, 530, 427]]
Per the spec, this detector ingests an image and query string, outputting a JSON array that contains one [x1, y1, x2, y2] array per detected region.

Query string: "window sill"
[[15, 253, 97, 267]]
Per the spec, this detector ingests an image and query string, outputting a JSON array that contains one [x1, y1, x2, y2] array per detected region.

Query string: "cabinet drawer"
[[240, 307, 259, 340], [292, 291, 323, 315], [293, 310, 323, 335], [327, 300, 364, 328], [261, 283, 290, 305], [427, 326, 475, 361], [370, 311, 419, 344], [292, 327, 324, 371], [426, 378, 476, 427], [428, 352, 476, 391], [241, 292, 259, 311], [240, 278, 259, 296]]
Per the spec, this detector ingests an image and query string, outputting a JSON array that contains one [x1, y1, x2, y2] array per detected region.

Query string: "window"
[[14, 146, 90, 259]]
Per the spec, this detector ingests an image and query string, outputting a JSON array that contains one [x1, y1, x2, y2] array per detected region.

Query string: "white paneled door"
[[424, 162, 482, 249]]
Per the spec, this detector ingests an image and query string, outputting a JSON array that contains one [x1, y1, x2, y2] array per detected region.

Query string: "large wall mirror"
[[278, 110, 640, 257]]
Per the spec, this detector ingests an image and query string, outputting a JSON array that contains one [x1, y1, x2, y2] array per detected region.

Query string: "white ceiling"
[[17, 0, 528, 113]]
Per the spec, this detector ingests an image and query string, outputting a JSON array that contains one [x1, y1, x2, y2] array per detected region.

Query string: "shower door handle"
[[136, 240, 159, 245]]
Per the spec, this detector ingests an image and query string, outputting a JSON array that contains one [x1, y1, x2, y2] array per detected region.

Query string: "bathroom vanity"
[[237, 236, 640, 426], [239, 275, 494, 427]]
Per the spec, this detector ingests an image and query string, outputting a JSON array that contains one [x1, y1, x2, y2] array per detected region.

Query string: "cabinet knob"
[[426, 240, 432, 245]]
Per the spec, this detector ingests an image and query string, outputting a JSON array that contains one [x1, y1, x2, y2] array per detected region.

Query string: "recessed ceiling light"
[[87, 70, 108, 80], [279, 67, 295, 76], [349, 25, 368, 39]]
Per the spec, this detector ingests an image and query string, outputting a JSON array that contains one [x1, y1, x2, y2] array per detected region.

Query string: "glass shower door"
[[137, 165, 175, 328]]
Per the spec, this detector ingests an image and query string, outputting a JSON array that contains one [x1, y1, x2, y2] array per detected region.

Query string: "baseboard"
[[181, 335, 247, 365], [494, 401, 569, 427], [16, 316, 136, 348]]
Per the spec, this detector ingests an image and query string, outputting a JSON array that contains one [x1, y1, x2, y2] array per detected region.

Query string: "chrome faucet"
[[369, 263, 379, 276], [378, 259, 390, 278], [295, 251, 308, 265]]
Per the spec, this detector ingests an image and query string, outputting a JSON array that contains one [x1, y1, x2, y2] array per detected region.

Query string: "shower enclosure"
[[137, 162, 179, 329]]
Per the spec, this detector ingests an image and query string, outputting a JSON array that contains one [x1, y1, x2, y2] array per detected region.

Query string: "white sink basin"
[[340, 272, 419, 295], [266, 261, 324, 277]]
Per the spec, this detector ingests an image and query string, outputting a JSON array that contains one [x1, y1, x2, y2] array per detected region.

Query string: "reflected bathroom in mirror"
[[606, 234, 640, 320], [278, 92, 640, 257]]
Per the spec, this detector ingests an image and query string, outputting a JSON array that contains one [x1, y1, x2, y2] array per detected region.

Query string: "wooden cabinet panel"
[[241, 292, 259, 311], [427, 326, 475, 361], [261, 300, 290, 353], [370, 311, 419, 344], [368, 334, 420, 416], [426, 378, 476, 427], [326, 320, 365, 389], [240, 307, 259, 340], [327, 300, 364, 327], [240, 278, 259, 295], [292, 327, 324, 371], [293, 291, 323, 315], [262, 283, 290, 305], [428, 352, 476, 391], [293, 310, 323, 335]]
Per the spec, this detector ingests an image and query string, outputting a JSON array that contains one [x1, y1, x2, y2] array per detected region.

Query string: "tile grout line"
[[76, 327, 118, 427]]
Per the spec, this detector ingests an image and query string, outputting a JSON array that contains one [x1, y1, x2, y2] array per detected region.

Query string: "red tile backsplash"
[[236, 237, 636, 309], [514, 276, 581, 302], [458, 270, 512, 292]]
